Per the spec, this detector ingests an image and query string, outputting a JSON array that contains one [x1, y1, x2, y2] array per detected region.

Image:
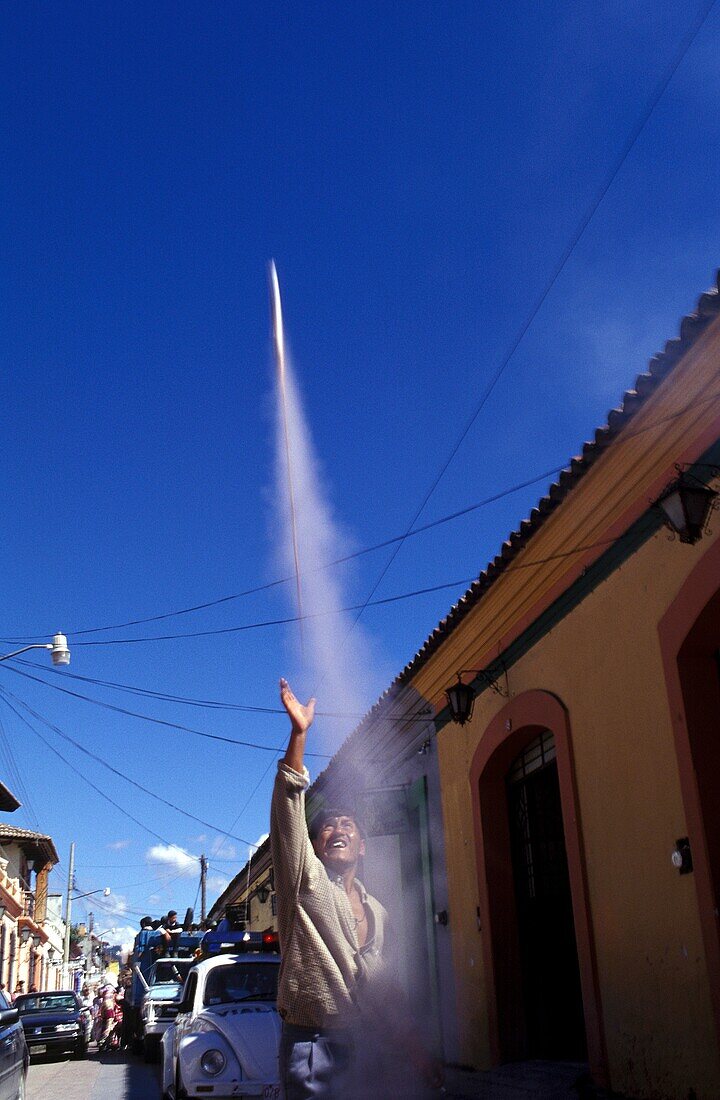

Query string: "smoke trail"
[[269, 274, 442, 1091], [270, 283, 375, 747]]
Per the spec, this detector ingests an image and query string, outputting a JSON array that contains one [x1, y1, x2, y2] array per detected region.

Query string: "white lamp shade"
[[50, 634, 70, 666]]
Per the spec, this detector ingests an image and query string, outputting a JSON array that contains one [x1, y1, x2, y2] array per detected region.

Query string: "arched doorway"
[[659, 535, 720, 1050], [506, 730, 585, 1059], [470, 691, 607, 1083]]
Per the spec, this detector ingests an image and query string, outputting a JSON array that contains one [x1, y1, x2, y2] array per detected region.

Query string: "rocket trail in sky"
[[269, 260, 305, 654]]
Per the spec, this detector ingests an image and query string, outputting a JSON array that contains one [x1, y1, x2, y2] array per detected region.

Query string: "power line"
[[51, 370, 720, 650], [0, 687, 199, 853], [44, 464, 569, 639], [0, 683, 256, 846], [15, 655, 433, 726], [2, 372, 719, 656], [14, 659, 431, 723], [62, 579, 479, 646], [14, 533, 637, 651], [322, 0, 718, 660], [0, 711, 41, 828], [1, 663, 334, 758]]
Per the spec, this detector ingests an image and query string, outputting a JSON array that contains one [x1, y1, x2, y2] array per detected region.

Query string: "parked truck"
[[126, 921, 204, 1055]]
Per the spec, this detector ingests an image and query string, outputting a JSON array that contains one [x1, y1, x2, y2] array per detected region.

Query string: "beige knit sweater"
[[270, 760, 388, 1029]]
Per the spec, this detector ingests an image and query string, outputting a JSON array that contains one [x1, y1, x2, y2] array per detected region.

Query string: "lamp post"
[[61, 843, 108, 989], [0, 634, 70, 666], [92, 929, 117, 976]]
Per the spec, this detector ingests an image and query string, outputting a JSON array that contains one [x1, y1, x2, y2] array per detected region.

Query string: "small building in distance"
[[208, 837, 275, 934]]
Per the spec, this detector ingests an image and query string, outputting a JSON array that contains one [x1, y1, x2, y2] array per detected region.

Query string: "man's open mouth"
[[329, 838, 347, 849]]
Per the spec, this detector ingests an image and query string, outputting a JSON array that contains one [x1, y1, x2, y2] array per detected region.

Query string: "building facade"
[[0, 826, 60, 994], [208, 837, 276, 934], [395, 272, 720, 1099]]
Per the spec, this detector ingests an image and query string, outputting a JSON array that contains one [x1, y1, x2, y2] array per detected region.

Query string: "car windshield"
[[203, 962, 279, 1006], [153, 961, 192, 983], [16, 994, 77, 1013], [147, 984, 183, 1001]]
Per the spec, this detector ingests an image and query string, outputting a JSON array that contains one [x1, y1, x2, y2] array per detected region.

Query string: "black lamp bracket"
[[672, 461, 720, 485], [457, 665, 509, 698]]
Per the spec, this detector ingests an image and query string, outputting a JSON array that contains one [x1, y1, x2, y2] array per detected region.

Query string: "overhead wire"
[[13, 659, 431, 723], [15, 371, 719, 654], [0, 373, 718, 657], [0, 711, 41, 828], [1, 463, 570, 643], [311, 0, 719, 680], [4, 530, 652, 656], [0, 686, 200, 852], [1, 663, 334, 758], [0, 683, 257, 846]]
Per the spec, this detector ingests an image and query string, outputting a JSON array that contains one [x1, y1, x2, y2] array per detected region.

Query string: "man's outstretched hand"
[[280, 678, 316, 736]]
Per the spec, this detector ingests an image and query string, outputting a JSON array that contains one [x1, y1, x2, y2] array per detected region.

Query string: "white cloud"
[[95, 893, 129, 919], [208, 837, 237, 861], [145, 844, 199, 876], [106, 839, 131, 851], [207, 874, 229, 893]]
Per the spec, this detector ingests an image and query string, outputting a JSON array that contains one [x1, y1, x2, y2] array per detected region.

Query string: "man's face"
[[312, 815, 365, 874]]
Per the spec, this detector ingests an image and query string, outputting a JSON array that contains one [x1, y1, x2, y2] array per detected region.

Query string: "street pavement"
[[25, 1051, 629, 1100], [26, 1048, 160, 1100], [443, 1061, 630, 1099]]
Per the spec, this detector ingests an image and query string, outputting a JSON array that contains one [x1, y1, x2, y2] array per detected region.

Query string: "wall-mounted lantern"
[[19, 927, 31, 945], [654, 468, 718, 545], [445, 665, 510, 725], [256, 878, 273, 905], [445, 675, 477, 726]]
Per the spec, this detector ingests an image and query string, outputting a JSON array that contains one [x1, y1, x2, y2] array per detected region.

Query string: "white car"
[[160, 952, 281, 1099]]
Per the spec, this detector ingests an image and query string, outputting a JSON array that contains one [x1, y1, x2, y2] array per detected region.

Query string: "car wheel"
[[74, 1041, 88, 1059]]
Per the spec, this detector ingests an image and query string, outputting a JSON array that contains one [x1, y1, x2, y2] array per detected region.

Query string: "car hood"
[[19, 1011, 79, 1029], [195, 1004, 280, 1080]]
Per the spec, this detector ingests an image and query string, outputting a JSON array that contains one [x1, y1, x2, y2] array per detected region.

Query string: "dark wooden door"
[[507, 737, 586, 1059]]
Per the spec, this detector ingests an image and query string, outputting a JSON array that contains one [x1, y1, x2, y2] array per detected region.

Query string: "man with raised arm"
[[271, 678, 443, 1099]]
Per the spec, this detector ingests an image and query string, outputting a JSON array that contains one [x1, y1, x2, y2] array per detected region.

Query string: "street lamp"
[[0, 633, 70, 666], [654, 470, 718, 544], [73, 888, 110, 901], [93, 929, 117, 972]]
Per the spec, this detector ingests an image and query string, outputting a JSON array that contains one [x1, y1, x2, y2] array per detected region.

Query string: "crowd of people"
[[77, 964, 133, 1051]]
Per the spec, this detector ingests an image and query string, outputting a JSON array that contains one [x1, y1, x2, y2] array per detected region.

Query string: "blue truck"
[[127, 926, 204, 1052]]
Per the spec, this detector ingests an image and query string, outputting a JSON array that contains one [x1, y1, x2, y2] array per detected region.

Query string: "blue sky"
[[0, 0, 718, 945]]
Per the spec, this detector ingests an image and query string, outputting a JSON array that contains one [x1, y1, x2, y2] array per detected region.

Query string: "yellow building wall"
[[436, 520, 720, 1099]]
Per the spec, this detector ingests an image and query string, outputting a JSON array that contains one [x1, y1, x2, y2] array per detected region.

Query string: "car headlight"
[[144, 1005, 156, 1022], [56, 1023, 77, 1033], [200, 1048, 226, 1076]]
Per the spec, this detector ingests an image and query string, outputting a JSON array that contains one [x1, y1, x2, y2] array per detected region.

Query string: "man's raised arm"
[[279, 678, 316, 774], [270, 679, 319, 912]]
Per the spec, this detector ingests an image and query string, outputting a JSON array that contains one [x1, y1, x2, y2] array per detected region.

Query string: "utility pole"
[[62, 842, 75, 988], [200, 855, 208, 924]]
